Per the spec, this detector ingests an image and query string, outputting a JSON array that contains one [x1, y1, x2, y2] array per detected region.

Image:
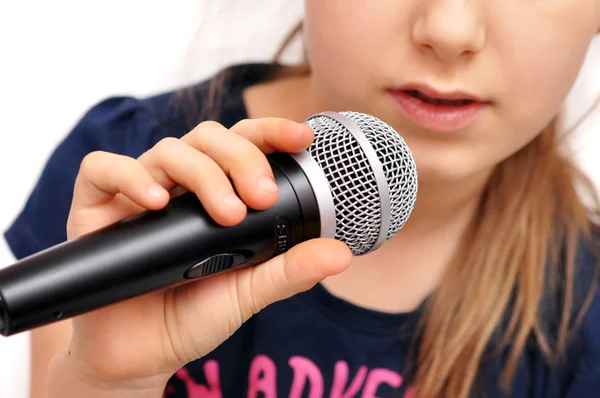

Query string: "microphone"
[[0, 111, 418, 336]]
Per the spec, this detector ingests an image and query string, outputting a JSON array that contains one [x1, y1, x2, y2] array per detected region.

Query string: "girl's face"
[[303, 0, 600, 184]]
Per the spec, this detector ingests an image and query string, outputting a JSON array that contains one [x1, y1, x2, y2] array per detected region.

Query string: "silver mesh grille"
[[305, 112, 418, 255]]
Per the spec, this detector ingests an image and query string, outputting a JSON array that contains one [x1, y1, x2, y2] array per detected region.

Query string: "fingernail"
[[295, 123, 312, 136], [256, 175, 278, 192], [223, 193, 243, 207], [148, 184, 165, 198]]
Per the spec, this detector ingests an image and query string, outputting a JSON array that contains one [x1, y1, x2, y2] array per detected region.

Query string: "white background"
[[0, 1, 597, 397]]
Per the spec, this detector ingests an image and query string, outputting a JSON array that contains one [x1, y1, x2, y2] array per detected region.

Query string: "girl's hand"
[[48, 118, 352, 397]]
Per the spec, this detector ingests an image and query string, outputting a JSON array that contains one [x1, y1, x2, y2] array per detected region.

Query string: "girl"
[[5, 1, 600, 397]]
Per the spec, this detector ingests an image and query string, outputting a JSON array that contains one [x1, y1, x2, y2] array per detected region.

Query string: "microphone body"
[[0, 153, 322, 336], [0, 111, 419, 337]]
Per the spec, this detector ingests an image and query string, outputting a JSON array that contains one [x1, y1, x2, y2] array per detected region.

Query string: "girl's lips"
[[389, 89, 489, 132]]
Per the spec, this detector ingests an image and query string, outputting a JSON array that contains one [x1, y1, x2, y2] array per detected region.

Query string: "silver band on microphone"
[[290, 150, 336, 240], [318, 111, 391, 253]]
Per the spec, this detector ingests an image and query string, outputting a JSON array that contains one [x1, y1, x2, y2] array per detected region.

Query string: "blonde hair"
[[414, 112, 600, 396]]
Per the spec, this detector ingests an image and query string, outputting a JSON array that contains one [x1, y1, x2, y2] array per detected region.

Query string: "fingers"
[[183, 119, 314, 210], [235, 238, 353, 320], [73, 151, 169, 210], [182, 122, 281, 211], [138, 136, 247, 226], [72, 118, 316, 230], [143, 118, 314, 215], [228, 118, 314, 154]]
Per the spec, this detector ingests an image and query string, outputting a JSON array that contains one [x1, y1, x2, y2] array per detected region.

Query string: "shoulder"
[[2, 91, 184, 259], [32, 62, 279, 157], [62, 75, 220, 155], [66, 92, 185, 155], [25, 62, 279, 161]]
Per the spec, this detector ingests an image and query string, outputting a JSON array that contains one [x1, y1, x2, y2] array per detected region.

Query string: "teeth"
[[407, 90, 473, 106]]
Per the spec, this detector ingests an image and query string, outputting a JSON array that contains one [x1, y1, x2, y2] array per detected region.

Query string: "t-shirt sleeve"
[[4, 96, 161, 260]]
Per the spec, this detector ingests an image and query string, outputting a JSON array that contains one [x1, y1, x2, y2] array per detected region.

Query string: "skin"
[[30, 1, 600, 397]]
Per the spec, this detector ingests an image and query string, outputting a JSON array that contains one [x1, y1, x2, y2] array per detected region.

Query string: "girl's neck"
[[244, 72, 491, 313], [244, 71, 325, 123]]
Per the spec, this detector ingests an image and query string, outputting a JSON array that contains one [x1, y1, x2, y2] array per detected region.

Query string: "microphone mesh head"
[[305, 111, 418, 255]]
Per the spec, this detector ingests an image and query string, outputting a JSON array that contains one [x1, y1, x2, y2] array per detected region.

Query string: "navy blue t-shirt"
[[5, 63, 600, 397]]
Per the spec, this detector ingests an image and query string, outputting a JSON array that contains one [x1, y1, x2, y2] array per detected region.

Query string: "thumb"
[[236, 238, 353, 319], [161, 238, 353, 367]]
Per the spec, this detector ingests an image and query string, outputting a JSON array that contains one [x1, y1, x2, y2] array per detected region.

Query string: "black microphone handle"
[[0, 152, 322, 336]]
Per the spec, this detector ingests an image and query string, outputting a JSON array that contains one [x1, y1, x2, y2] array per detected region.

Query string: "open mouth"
[[403, 90, 476, 107], [390, 87, 489, 131]]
